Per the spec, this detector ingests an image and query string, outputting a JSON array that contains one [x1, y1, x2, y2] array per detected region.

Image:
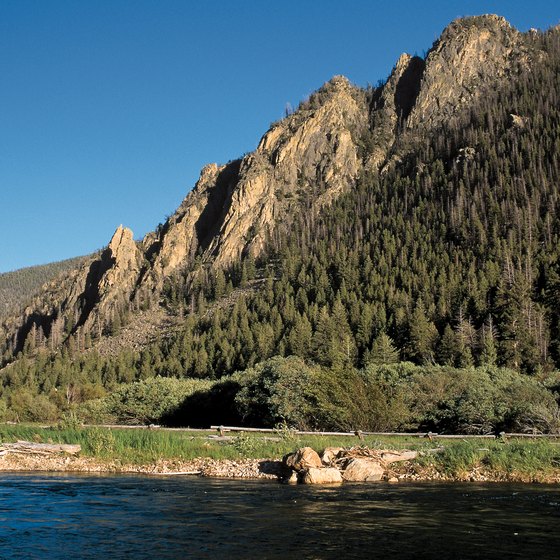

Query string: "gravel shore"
[[0, 453, 283, 479], [2, 453, 559, 484]]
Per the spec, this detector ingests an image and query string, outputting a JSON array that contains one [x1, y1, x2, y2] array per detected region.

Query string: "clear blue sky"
[[1, 0, 558, 272]]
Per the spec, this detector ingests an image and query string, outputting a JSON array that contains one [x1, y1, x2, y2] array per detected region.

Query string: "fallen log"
[[0, 441, 81, 455], [150, 471, 202, 476], [380, 450, 418, 465]]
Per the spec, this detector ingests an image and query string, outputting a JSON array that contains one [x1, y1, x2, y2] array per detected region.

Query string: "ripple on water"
[[0, 474, 559, 559]]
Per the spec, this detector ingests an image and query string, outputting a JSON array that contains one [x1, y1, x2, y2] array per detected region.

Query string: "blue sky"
[[1, 0, 558, 272]]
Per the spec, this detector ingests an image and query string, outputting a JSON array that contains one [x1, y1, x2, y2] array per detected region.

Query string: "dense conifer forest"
[[131, 29, 560, 378]]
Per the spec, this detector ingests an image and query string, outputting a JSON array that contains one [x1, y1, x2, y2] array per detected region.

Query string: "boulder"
[[342, 458, 384, 482], [286, 471, 299, 484], [321, 447, 344, 465], [284, 447, 323, 472], [302, 467, 343, 484]]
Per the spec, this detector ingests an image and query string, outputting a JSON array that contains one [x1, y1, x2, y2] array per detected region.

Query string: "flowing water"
[[0, 473, 559, 559]]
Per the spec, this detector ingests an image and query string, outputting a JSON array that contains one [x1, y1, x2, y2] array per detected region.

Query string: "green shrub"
[[76, 398, 115, 425], [310, 366, 404, 431], [103, 377, 214, 425], [8, 389, 59, 422], [403, 366, 558, 434], [235, 356, 319, 429], [0, 399, 8, 422]]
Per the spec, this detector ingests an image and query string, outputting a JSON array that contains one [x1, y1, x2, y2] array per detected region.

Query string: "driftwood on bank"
[[0, 441, 81, 456], [151, 470, 202, 476]]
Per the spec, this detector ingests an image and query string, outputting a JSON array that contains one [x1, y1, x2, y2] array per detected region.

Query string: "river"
[[0, 473, 558, 559]]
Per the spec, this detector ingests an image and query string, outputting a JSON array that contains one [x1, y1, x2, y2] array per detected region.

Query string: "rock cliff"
[[407, 15, 533, 128], [145, 75, 368, 277]]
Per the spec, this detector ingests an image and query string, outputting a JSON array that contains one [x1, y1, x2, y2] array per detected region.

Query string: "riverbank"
[[0, 453, 282, 479], [1, 425, 560, 483], [2, 452, 560, 483]]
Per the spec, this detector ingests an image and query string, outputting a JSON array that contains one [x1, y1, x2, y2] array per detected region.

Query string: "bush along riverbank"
[[1, 425, 560, 483]]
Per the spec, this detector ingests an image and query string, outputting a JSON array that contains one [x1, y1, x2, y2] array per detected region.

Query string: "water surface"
[[0, 473, 559, 559]]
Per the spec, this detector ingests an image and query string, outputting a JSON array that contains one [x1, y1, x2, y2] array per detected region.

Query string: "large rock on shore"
[[342, 458, 385, 482], [321, 447, 344, 465], [284, 447, 323, 472], [282, 445, 419, 484], [302, 467, 343, 484]]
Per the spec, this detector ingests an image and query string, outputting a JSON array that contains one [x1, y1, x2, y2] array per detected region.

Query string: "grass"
[[416, 439, 560, 479], [0, 425, 387, 464], [1, 424, 560, 478]]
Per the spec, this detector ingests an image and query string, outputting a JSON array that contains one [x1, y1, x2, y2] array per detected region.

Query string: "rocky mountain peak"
[[101, 225, 141, 288], [73, 225, 143, 333], [406, 14, 529, 128], [206, 75, 368, 266], [108, 226, 138, 269]]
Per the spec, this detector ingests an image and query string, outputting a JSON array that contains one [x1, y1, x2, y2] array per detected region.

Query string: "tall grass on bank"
[[0, 425, 380, 463], [1, 425, 559, 476], [419, 439, 560, 478]]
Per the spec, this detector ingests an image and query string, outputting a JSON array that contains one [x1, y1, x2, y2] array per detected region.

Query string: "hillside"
[[1, 15, 560, 431], [0, 256, 88, 321]]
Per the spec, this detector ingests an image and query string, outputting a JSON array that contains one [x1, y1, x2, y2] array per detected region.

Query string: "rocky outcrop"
[[150, 76, 368, 271], [92, 227, 142, 313], [407, 15, 532, 129], [366, 53, 425, 169], [62, 225, 143, 333], [364, 15, 536, 171], [283, 446, 417, 485], [144, 161, 241, 283], [0, 225, 143, 354]]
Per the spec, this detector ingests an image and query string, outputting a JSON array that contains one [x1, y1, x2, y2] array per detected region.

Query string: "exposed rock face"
[[97, 227, 141, 300], [366, 53, 425, 169], [509, 113, 528, 129], [82, 226, 143, 328], [144, 161, 241, 283], [59, 225, 143, 333], [149, 76, 368, 272], [407, 15, 532, 128], [1, 225, 143, 354]]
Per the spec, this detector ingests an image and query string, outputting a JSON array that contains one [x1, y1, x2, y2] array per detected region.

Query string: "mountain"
[[1, 15, 560, 428], [0, 256, 88, 321]]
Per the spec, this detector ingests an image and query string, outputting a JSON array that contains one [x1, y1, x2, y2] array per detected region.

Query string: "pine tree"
[[407, 301, 438, 364], [368, 332, 399, 365], [288, 313, 313, 358], [478, 316, 498, 367]]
